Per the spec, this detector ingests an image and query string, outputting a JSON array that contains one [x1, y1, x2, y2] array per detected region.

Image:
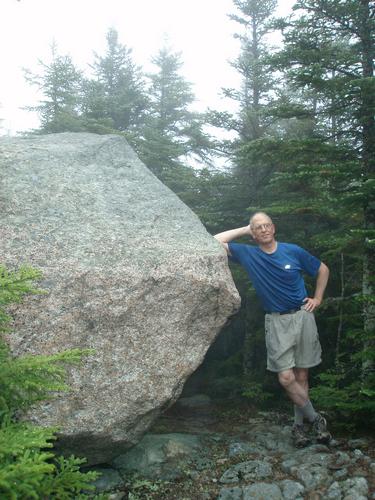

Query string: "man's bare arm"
[[214, 225, 251, 255], [303, 262, 330, 312]]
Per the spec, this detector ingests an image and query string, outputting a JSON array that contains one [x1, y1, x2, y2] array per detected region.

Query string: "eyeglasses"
[[252, 223, 273, 232]]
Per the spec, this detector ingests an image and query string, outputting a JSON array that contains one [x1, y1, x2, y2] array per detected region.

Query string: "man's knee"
[[294, 367, 309, 384], [278, 369, 296, 388]]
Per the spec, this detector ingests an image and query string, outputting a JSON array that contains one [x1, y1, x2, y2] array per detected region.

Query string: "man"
[[214, 211, 331, 448]]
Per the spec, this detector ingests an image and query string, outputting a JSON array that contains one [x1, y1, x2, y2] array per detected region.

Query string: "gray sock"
[[299, 400, 318, 423], [294, 404, 304, 425]]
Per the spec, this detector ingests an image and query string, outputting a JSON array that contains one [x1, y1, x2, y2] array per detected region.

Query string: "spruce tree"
[[208, 0, 279, 212], [0, 264, 100, 498], [138, 46, 212, 195], [24, 42, 84, 133], [261, 0, 375, 422], [204, 0, 282, 386], [202, 1, 375, 422], [83, 27, 148, 142], [226, 0, 278, 141]]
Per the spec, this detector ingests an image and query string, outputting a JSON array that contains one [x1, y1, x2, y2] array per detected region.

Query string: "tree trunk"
[[359, 0, 375, 382]]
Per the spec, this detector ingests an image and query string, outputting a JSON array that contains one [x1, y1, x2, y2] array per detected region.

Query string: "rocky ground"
[[90, 395, 375, 499]]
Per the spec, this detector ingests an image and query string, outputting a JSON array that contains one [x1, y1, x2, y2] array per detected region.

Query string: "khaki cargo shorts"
[[264, 308, 322, 372]]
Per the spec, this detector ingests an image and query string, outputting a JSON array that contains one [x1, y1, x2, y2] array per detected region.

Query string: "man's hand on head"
[[303, 297, 321, 312]]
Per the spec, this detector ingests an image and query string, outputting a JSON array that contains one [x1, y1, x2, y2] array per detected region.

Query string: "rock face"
[[0, 133, 240, 464]]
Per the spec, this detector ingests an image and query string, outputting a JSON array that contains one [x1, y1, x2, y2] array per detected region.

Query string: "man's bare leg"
[[278, 368, 331, 445], [278, 368, 313, 447], [294, 367, 309, 394], [278, 369, 308, 407], [294, 368, 309, 424], [278, 368, 319, 421]]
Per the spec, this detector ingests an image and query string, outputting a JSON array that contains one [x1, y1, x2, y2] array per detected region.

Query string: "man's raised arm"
[[214, 225, 251, 255]]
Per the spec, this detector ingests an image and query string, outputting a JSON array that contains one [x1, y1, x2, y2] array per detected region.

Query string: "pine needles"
[[0, 264, 101, 499]]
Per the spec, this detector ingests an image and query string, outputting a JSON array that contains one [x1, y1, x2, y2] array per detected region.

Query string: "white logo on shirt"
[[284, 264, 291, 269]]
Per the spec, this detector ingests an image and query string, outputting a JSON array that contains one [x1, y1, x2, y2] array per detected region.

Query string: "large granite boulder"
[[0, 133, 240, 464]]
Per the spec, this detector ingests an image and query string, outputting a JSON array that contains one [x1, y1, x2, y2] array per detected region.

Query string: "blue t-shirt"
[[228, 242, 321, 312]]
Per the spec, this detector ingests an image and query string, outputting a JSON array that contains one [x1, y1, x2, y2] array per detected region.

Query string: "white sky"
[[0, 0, 295, 135]]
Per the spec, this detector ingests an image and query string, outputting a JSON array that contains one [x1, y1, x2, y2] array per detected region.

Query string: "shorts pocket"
[[264, 315, 271, 335]]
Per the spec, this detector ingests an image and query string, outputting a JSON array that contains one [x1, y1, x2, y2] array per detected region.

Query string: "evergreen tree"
[[208, 0, 279, 213], [24, 42, 84, 133], [208, 0, 278, 142], [202, 1, 282, 387], [138, 46, 212, 194], [80, 78, 116, 134], [226, 0, 278, 141], [83, 27, 148, 142], [252, 0, 375, 423], [0, 264, 100, 498], [199, 1, 375, 425]]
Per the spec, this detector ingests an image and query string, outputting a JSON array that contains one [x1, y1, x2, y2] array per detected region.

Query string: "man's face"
[[250, 215, 275, 245]]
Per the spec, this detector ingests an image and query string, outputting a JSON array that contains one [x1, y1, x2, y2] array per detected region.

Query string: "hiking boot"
[[292, 424, 311, 448], [312, 413, 332, 444]]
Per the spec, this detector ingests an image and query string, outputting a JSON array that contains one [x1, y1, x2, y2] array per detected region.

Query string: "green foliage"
[[138, 46, 213, 180], [225, 0, 278, 141], [125, 475, 168, 500], [311, 321, 375, 425], [242, 382, 273, 405], [24, 42, 84, 133], [0, 439, 99, 500], [84, 28, 148, 135], [35, 455, 99, 500], [198, 351, 244, 399], [265, 0, 375, 430], [197, 0, 375, 432], [0, 347, 90, 419], [177, 167, 243, 234], [0, 264, 100, 498], [0, 265, 93, 420], [310, 366, 375, 431], [0, 265, 43, 332]]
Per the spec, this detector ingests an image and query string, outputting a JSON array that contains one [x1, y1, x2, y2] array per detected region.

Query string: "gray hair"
[[249, 211, 273, 228]]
